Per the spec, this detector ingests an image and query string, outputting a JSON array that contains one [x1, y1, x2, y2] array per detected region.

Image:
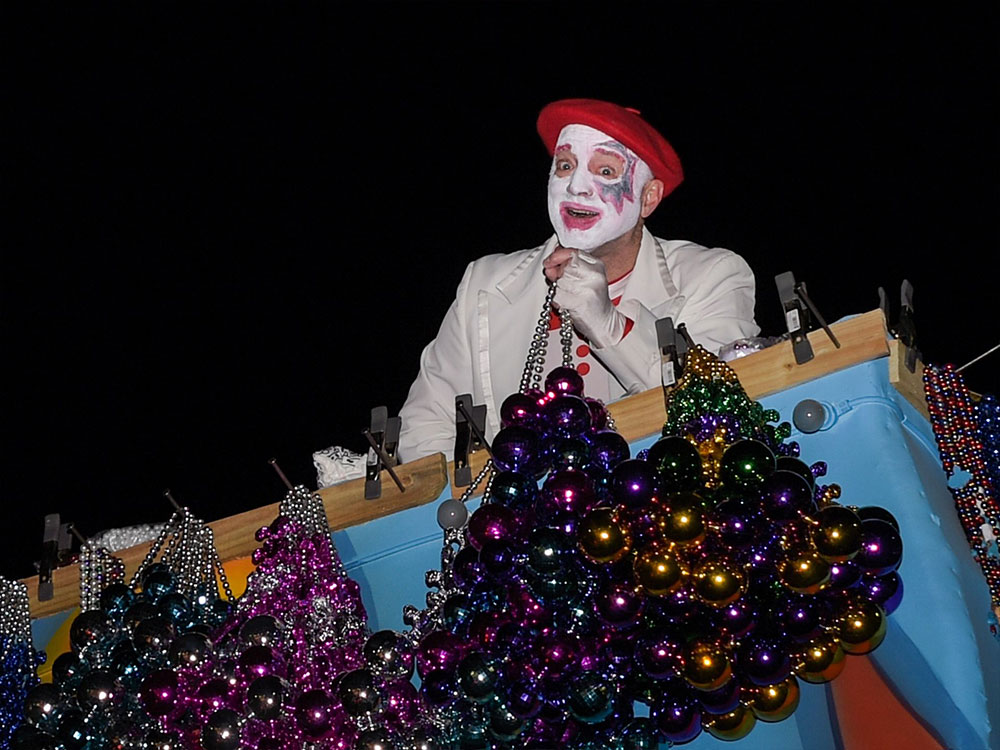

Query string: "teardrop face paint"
[[546, 124, 653, 251]]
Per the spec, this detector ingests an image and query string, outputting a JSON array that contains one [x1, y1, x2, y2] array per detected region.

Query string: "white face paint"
[[546, 124, 653, 251]]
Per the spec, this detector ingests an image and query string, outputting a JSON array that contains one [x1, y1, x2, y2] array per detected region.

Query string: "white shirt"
[[397, 228, 759, 462]]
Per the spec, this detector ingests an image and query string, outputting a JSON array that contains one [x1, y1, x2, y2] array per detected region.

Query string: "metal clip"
[[383, 412, 401, 466], [364, 406, 403, 499], [878, 279, 920, 372], [454, 394, 489, 487], [776, 271, 813, 364], [878, 286, 890, 322], [776, 271, 840, 365], [655, 317, 688, 394], [677, 323, 695, 349], [36, 513, 73, 601], [897, 280, 920, 373]]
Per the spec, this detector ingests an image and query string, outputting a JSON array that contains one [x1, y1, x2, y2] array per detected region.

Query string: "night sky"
[[4, 2, 996, 581]]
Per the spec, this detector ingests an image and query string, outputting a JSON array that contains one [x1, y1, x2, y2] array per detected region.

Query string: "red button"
[[576, 344, 590, 357], [577, 363, 591, 375]]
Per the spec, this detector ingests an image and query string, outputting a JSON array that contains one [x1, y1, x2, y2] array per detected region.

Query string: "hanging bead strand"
[[923, 363, 1000, 628], [0, 577, 43, 744]]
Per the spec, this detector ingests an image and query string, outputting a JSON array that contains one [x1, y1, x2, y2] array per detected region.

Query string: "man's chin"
[[558, 241, 598, 252], [553, 227, 637, 255]]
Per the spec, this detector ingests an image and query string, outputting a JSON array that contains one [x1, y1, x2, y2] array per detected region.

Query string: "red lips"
[[560, 202, 602, 231]]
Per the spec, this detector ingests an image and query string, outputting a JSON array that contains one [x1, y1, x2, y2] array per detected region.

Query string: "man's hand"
[[542, 247, 628, 349], [543, 246, 576, 282]]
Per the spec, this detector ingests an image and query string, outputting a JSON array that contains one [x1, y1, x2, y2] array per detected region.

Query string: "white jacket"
[[397, 228, 759, 462]]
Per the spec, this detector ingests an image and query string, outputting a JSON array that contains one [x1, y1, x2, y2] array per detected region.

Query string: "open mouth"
[[560, 203, 602, 230]]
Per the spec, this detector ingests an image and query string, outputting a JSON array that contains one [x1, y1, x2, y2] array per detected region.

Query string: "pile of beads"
[[409, 348, 904, 748]]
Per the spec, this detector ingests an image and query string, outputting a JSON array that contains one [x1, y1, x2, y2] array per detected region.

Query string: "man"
[[397, 98, 759, 462]]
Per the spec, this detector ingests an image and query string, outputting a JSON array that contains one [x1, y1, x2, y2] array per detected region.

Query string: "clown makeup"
[[546, 123, 653, 251]]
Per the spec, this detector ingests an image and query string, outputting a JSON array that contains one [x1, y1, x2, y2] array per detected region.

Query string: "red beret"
[[537, 98, 684, 196]]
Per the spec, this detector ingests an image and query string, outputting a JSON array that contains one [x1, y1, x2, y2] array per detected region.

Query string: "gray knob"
[[792, 399, 826, 433], [436, 498, 469, 530]]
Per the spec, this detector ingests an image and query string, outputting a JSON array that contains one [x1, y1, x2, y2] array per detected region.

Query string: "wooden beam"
[[20, 310, 892, 619], [887, 338, 930, 420], [730, 309, 889, 398], [609, 309, 890, 443], [21, 453, 449, 618], [318, 452, 449, 531]]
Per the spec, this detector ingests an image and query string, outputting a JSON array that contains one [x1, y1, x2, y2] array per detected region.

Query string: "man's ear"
[[640, 178, 665, 218]]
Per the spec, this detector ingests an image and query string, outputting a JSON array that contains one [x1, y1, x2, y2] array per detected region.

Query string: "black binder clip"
[[454, 394, 489, 487], [36, 512, 74, 601], [656, 317, 689, 392], [363, 406, 403, 499], [879, 279, 920, 373], [775, 271, 841, 365]]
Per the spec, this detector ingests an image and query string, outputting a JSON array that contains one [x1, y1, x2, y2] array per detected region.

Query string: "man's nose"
[[567, 169, 593, 196]]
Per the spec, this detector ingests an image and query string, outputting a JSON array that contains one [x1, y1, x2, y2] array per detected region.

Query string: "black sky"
[[4, 2, 997, 580]]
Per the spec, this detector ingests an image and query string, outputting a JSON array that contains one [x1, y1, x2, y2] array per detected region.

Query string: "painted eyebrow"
[[596, 139, 628, 155], [594, 147, 626, 162], [554, 143, 574, 154]]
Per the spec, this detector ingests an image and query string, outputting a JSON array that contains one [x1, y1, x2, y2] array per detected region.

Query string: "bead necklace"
[[520, 282, 575, 393], [129, 505, 236, 603], [922, 363, 1000, 630], [0, 576, 44, 743], [78, 542, 125, 612]]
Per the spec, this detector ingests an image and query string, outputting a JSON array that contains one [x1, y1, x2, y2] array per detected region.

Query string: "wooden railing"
[[22, 309, 918, 619]]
